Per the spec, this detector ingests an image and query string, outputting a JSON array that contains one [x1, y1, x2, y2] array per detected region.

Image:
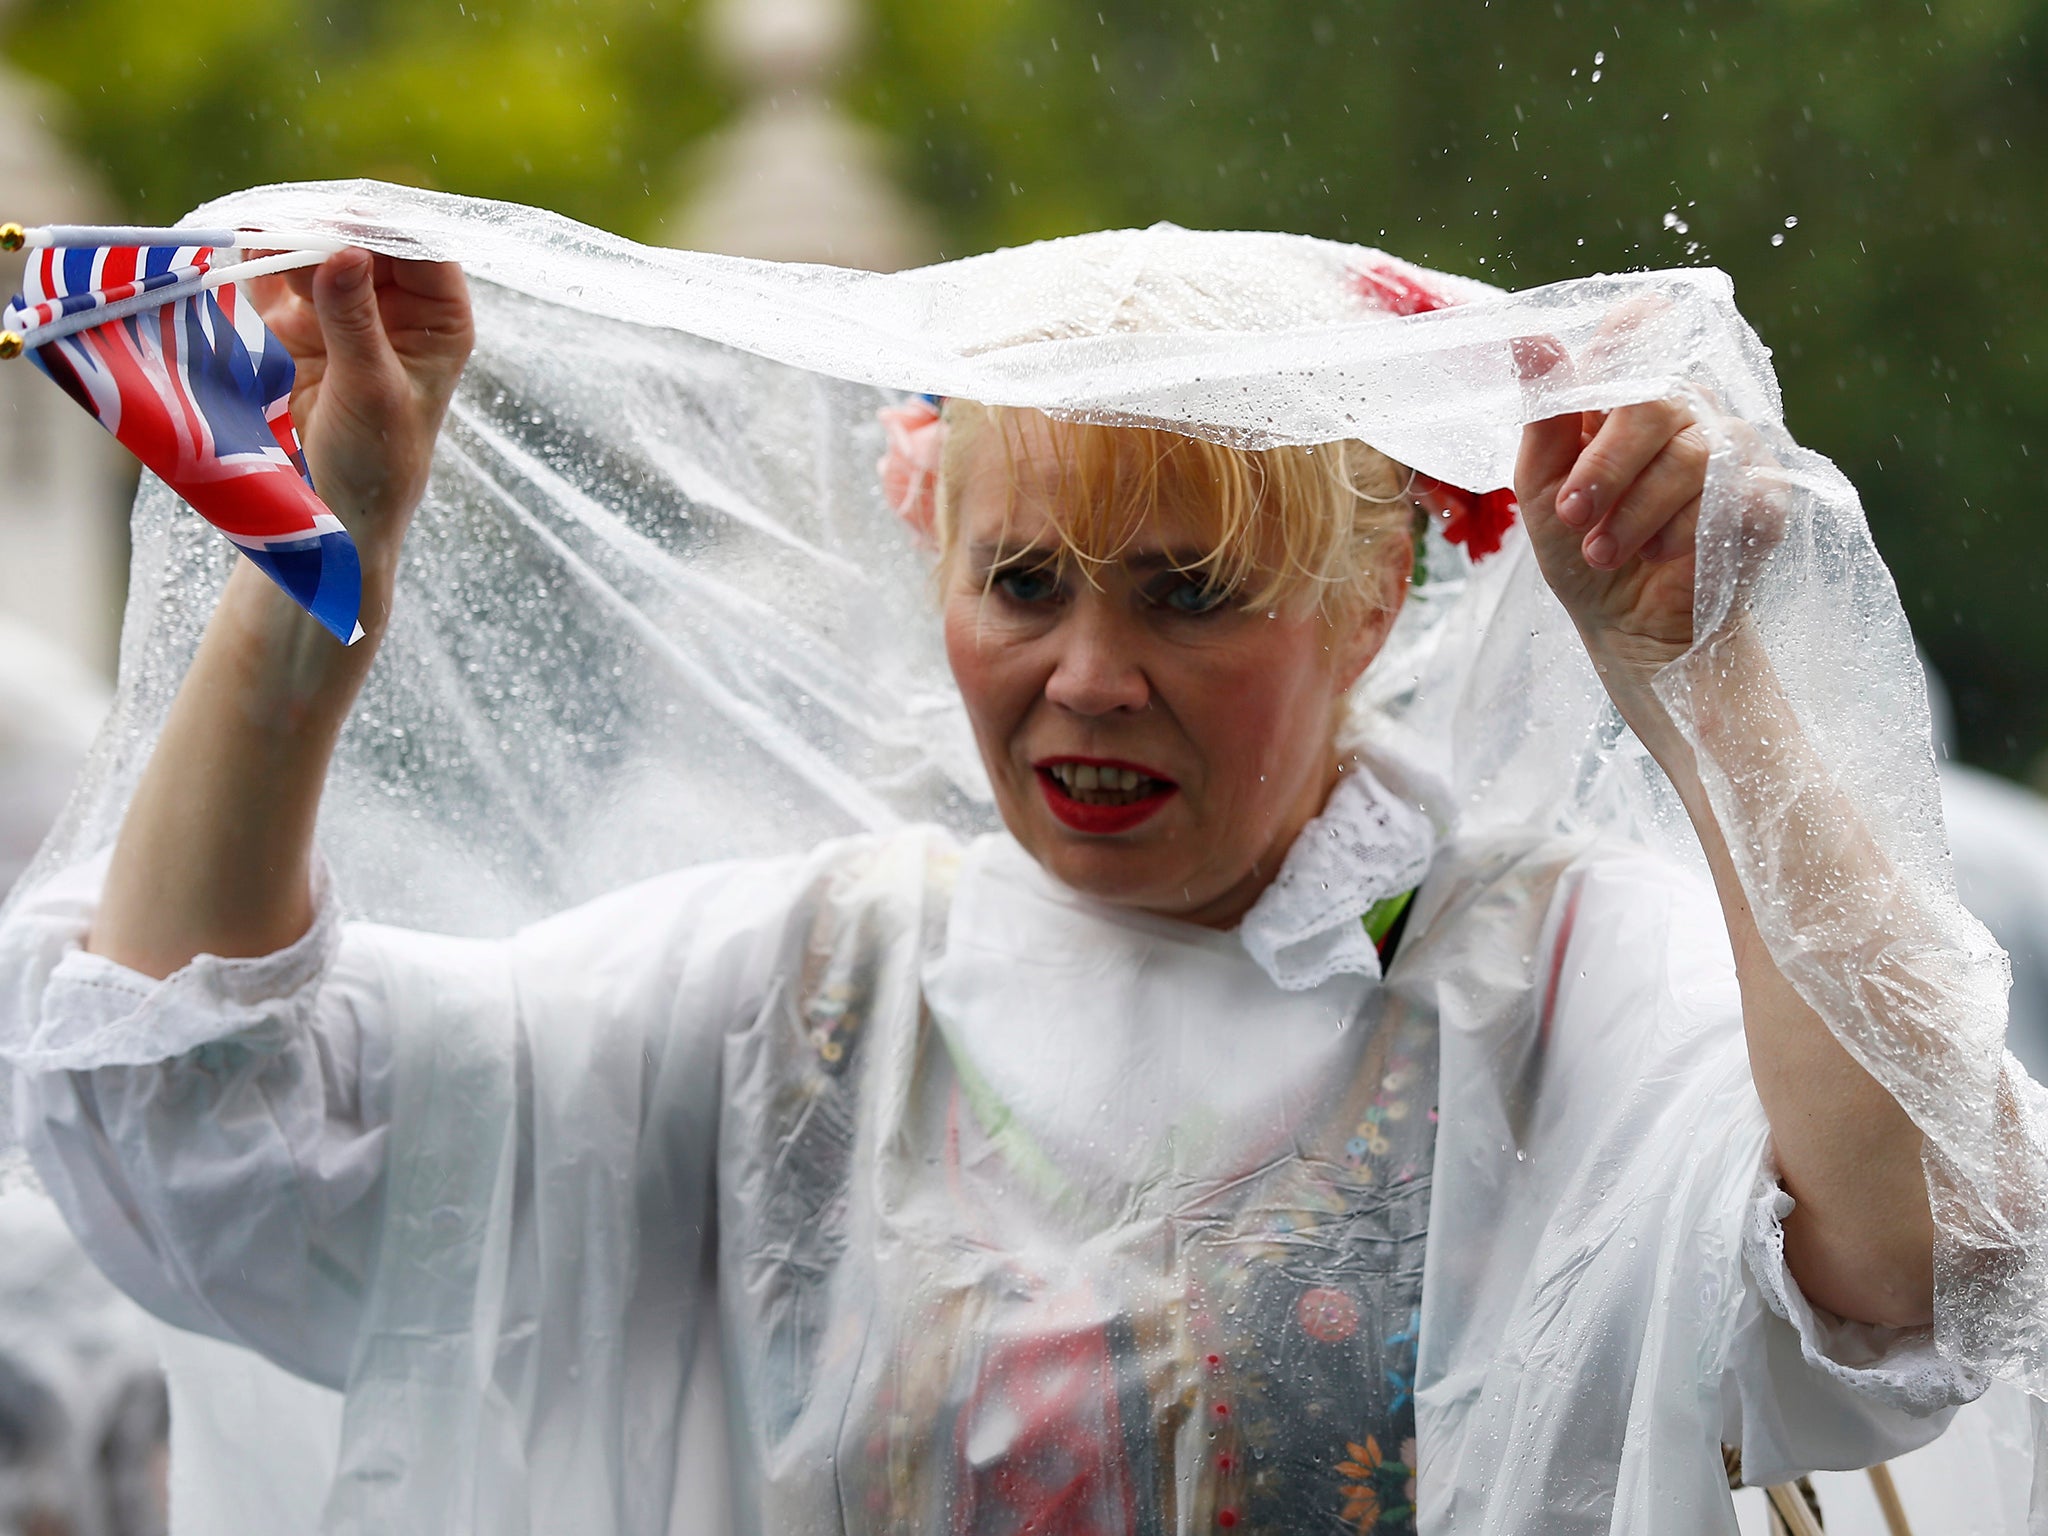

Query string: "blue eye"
[[993, 566, 1062, 604], [1154, 575, 1232, 615]]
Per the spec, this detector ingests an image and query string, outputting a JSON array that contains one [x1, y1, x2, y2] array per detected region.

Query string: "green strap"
[[1363, 888, 1414, 949], [950, 1035, 1077, 1207]]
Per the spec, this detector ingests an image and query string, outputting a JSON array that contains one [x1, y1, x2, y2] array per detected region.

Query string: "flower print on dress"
[[1296, 1286, 1362, 1345], [1338, 1437, 1385, 1531], [1383, 1307, 1420, 1415], [1336, 1434, 1416, 1531], [1384, 1308, 1419, 1353], [804, 980, 861, 1073]]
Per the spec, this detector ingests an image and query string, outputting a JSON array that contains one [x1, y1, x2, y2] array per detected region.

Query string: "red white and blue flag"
[[4, 234, 362, 643]]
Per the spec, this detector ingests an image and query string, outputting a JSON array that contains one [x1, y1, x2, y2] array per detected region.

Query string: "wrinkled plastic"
[[3, 182, 2042, 1531]]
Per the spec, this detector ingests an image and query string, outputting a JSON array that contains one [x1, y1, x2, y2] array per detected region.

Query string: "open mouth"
[[1042, 760, 1174, 805], [1034, 758, 1178, 833]]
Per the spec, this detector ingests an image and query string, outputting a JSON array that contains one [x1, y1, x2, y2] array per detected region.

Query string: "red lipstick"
[[1033, 757, 1178, 835]]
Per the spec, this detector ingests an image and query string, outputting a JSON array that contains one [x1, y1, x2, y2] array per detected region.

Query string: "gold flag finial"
[[0, 224, 24, 253], [0, 333, 23, 360]]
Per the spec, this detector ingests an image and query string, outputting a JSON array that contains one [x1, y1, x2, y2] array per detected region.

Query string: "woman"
[[0, 200, 2033, 1533]]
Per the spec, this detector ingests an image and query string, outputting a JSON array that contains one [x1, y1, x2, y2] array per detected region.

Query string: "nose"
[[1042, 593, 1151, 716]]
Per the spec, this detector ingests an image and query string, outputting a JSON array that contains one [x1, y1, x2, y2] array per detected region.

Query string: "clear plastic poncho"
[[5, 181, 2045, 1534]]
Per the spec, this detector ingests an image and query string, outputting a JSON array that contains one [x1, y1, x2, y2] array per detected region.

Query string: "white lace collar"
[[1236, 761, 1435, 991]]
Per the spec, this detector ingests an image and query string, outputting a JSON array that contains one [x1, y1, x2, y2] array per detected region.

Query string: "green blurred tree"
[[4, 0, 728, 230], [8, 0, 2047, 773]]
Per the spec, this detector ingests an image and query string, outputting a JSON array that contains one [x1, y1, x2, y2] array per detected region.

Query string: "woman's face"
[[942, 420, 1408, 929]]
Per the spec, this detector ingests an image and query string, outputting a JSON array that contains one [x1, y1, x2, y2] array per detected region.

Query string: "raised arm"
[[88, 250, 472, 978], [1516, 392, 1939, 1331]]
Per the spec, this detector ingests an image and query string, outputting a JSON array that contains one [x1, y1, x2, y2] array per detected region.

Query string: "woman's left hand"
[[1515, 394, 1715, 689], [1517, 366, 1937, 1331]]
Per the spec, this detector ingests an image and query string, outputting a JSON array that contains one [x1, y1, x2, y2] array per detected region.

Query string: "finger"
[[243, 270, 324, 360], [1509, 331, 1577, 455], [383, 257, 469, 303], [375, 259, 473, 352], [283, 263, 317, 302], [1578, 293, 1675, 380], [1555, 397, 1692, 530], [1638, 496, 1701, 566], [1581, 424, 1711, 568], [1515, 411, 1586, 530], [240, 269, 291, 322], [1514, 409, 1609, 530], [310, 248, 401, 390], [1511, 333, 1570, 384]]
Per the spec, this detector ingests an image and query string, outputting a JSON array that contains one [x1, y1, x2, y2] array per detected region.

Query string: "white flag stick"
[[1, 222, 350, 255], [0, 248, 330, 356]]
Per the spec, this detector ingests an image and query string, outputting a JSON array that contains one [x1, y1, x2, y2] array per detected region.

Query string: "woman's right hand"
[[246, 249, 474, 583], [85, 251, 472, 978]]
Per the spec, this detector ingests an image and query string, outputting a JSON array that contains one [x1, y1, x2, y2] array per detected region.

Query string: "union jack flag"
[[5, 239, 362, 643]]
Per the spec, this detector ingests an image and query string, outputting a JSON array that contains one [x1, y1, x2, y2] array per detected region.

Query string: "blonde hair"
[[933, 402, 1415, 618]]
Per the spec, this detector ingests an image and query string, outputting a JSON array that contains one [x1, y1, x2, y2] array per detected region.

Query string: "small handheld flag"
[[1, 222, 365, 644]]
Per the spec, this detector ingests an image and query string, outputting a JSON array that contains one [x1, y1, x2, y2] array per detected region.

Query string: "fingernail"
[[1557, 488, 1593, 527], [1511, 335, 1566, 381], [1584, 532, 1617, 567], [336, 251, 370, 290]]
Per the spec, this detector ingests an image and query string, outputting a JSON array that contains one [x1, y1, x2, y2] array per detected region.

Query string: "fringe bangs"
[[935, 402, 1414, 617]]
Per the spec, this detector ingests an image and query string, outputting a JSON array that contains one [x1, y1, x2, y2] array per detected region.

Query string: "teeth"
[[1046, 762, 1166, 806]]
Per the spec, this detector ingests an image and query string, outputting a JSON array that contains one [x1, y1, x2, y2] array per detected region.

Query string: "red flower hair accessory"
[[1411, 480, 1519, 560], [877, 394, 945, 551], [1350, 261, 1521, 561]]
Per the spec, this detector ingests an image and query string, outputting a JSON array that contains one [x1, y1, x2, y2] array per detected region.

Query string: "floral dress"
[[737, 845, 1435, 1536]]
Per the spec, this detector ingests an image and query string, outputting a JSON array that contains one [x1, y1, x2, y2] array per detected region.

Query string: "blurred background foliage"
[[6, 0, 2046, 775]]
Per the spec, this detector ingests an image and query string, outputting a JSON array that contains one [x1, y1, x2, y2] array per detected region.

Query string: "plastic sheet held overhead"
[[3, 181, 2043, 1530]]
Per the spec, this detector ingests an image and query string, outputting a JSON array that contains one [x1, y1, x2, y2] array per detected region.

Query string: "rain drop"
[[1783, 215, 1799, 229]]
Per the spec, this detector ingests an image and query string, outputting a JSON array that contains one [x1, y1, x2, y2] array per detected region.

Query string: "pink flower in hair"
[[877, 396, 945, 551]]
